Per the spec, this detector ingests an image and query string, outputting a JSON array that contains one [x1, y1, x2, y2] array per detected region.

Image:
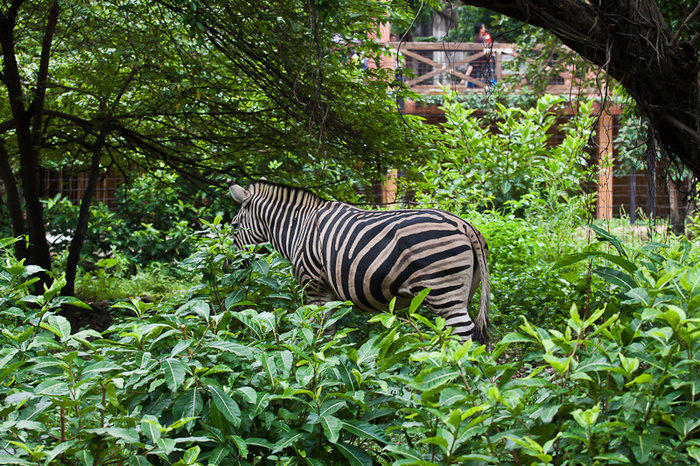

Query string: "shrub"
[[413, 92, 595, 217], [472, 210, 588, 334], [0, 225, 697, 465]]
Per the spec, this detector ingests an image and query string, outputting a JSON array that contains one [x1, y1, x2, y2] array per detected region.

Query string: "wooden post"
[[383, 169, 398, 205], [596, 109, 614, 219], [369, 15, 398, 205]]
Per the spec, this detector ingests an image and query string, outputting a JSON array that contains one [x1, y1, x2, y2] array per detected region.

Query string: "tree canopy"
[[0, 0, 420, 292]]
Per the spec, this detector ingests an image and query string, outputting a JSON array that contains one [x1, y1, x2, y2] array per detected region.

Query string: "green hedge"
[[0, 222, 698, 465]]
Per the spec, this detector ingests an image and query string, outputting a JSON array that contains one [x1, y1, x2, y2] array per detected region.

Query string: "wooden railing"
[[386, 41, 578, 95]]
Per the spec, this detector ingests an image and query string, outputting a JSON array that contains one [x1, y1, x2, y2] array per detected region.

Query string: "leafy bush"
[[114, 171, 212, 264], [1, 225, 698, 465], [471, 210, 588, 334], [77, 257, 194, 302], [41, 171, 209, 269], [413, 92, 595, 217]]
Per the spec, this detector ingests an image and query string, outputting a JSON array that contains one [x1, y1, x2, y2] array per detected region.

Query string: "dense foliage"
[[1, 216, 698, 464], [41, 172, 210, 267], [1, 2, 698, 464], [412, 93, 594, 216]]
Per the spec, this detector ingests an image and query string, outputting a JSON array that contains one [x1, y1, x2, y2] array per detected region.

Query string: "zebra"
[[228, 180, 491, 344]]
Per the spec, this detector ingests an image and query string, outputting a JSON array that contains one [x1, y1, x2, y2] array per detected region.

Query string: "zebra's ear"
[[229, 184, 251, 204]]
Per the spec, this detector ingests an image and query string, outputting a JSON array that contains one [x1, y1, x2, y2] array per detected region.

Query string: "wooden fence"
[[39, 168, 123, 207], [387, 41, 579, 95]]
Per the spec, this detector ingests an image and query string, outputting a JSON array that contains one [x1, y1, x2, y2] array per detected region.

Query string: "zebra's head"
[[229, 183, 267, 246]]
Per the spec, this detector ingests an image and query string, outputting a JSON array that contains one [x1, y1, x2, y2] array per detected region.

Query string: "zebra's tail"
[[466, 223, 491, 346]]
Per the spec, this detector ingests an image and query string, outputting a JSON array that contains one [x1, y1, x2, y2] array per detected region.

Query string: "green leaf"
[[0, 455, 33, 465], [669, 416, 700, 438], [75, 450, 96, 466], [631, 430, 659, 463], [342, 420, 390, 445], [161, 358, 187, 392], [553, 250, 636, 273], [208, 385, 241, 427], [208, 446, 230, 465], [625, 373, 653, 387], [206, 341, 253, 358], [624, 287, 650, 306], [384, 444, 431, 463], [86, 427, 139, 444], [55, 295, 92, 310], [250, 392, 270, 418], [543, 354, 569, 374], [421, 435, 449, 451], [320, 414, 342, 443], [409, 288, 431, 313], [335, 441, 373, 466], [0, 348, 19, 370], [41, 315, 72, 341], [552, 252, 593, 269], [35, 379, 71, 397], [82, 360, 124, 377], [594, 266, 636, 290], [411, 366, 459, 391], [157, 437, 176, 455], [531, 404, 559, 424], [354, 337, 379, 366], [318, 399, 346, 418], [45, 439, 77, 463], [183, 446, 201, 464], [245, 437, 274, 449], [271, 431, 306, 454], [590, 224, 627, 257], [231, 435, 248, 458], [141, 417, 162, 443], [235, 386, 257, 404], [572, 404, 600, 428]]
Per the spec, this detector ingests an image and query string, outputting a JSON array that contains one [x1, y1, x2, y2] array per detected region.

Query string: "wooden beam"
[[596, 109, 614, 219]]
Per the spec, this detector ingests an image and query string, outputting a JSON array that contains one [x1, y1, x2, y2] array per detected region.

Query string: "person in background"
[[470, 22, 495, 87], [473, 22, 492, 45]]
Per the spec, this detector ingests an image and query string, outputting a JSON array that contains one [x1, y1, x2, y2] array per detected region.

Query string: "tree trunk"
[[1, 1, 60, 289], [62, 123, 110, 297], [629, 170, 637, 224], [0, 141, 27, 259], [667, 178, 684, 235], [0, 10, 52, 286], [462, 0, 700, 178], [646, 134, 657, 240]]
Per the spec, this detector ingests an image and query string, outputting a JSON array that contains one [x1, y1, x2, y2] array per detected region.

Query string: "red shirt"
[[474, 32, 492, 45]]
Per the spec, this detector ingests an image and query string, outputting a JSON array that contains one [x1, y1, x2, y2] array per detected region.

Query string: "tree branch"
[[671, 3, 700, 45], [31, 0, 60, 147]]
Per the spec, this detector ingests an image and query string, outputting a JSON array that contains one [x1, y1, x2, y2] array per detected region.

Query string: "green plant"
[[379, 226, 700, 464], [469, 210, 588, 334], [413, 92, 595, 218], [1, 222, 698, 465], [76, 257, 194, 303]]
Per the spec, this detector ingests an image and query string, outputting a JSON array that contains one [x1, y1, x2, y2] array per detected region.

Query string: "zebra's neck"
[[249, 182, 327, 259]]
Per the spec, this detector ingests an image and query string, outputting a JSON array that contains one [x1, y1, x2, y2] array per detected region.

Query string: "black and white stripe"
[[229, 181, 491, 344]]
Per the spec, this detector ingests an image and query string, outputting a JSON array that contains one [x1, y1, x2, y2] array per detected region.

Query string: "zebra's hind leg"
[[443, 309, 478, 343], [423, 297, 480, 343]]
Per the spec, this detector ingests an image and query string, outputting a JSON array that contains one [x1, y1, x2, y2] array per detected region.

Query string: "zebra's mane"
[[248, 180, 329, 206]]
